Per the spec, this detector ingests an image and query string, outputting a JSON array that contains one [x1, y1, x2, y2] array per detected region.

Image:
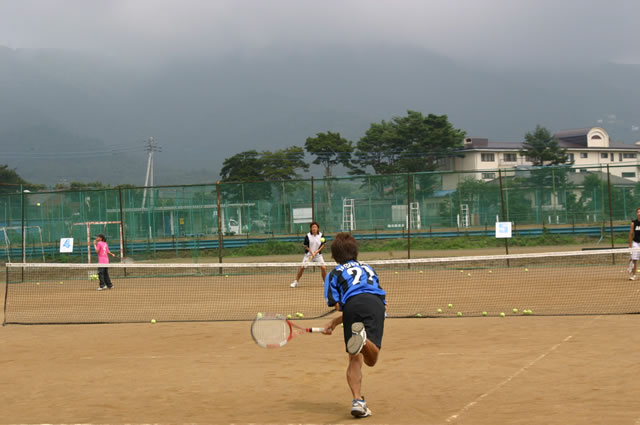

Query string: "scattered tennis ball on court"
[[36, 202, 40, 206], [488, 270, 492, 273], [416, 313, 422, 318], [524, 268, 529, 272], [500, 312, 506, 317], [459, 270, 464, 273], [256, 312, 263, 319], [224, 274, 229, 278], [419, 270, 423, 273], [437, 308, 443, 313], [457, 312, 463, 317], [287, 314, 292, 319], [296, 312, 304, 318], [447, 303, 453, 308], [482, 311, 488, 316], [394, 271, 398, 275], [467, 273, 471, 277], [151, 319, 156, 324], [59, 281, 63, 285], [36, 282, 40, 286], [512, 308, 518, 314]]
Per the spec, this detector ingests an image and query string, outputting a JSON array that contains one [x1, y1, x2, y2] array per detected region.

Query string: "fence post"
[[311, 176, 315, 222], [498, 169, 510, 266], [407, 173, 411, 261], [216, 181, 223, 270], [606, 165, 615, 264]]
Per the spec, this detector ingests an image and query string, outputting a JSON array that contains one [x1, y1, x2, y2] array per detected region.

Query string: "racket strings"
[[251, 317, 291, 347]]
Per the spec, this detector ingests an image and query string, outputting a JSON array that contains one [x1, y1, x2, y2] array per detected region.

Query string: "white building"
[[439, 127, 640, 190]]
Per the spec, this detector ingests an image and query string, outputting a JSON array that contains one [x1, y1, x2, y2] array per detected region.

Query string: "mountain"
[[0, 44, 639, 186]]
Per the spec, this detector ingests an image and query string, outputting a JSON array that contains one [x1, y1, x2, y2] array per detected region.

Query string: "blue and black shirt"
[[324, 261, 386, 309]]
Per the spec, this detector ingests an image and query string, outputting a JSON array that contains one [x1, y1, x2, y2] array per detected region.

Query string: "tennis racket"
[[122, 256, 135, 264], [251, 313, 324, 348]]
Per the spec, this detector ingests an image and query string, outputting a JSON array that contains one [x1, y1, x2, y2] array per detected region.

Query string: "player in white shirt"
[[290, 221, 327, 287]]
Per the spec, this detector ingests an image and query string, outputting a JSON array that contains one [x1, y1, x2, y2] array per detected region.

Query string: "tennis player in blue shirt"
[[322, 232, 386, 418]]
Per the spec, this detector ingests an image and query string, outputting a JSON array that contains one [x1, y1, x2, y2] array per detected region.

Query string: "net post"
[[3, 266, 8, 325]]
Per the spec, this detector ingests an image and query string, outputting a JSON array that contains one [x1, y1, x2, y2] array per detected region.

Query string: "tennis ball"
[[59, 281, 63, 285], [500, 312, 506, 317], [489, 270, 493, 273], [524, 268, 529, 272], [224, 275, 229, 278], [320, 237, 326, 243], [457, 312, 463, 317], [256, 312, 263, 319], [482, 311, 488, 316], [416, 313, 422, 318], [467, 273, 471, 277], [394, 271, 398, 275], [296, 312, 304, 318], [36, 282, 40, 286], [36, 202, 40, 206], [437, 308, 443, 313], [513, 308, 518, 314], [287, 314, 292, 319], [419, 270, 423, 273], [447, 303, 453, 308], [151, 319, 156, 324]]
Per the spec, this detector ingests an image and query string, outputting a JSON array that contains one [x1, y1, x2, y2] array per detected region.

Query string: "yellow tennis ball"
[[482, 311, 488, 316], [524, 268, 529, 272], [320, 237, 326, 243], [500, 312, 506, 317], [512, 308, 518, 314], [224, 275, 229, 278], [416, 313, 422, 317], [467, 273, 471, 277], [457, 312, 463, 317], [151, 319, 156, 324], [296, 312, 304, 318], [287, 314, 292, 319], [489, 270, 493, 273], [36, 282, 40, 286], [394, 271, 398, 275], [59, 281, 63, 285], [437, 308, 442, 313], [36, 202, 40, 206], [256, 312, 263, 319], [447, 303, 453, 308]]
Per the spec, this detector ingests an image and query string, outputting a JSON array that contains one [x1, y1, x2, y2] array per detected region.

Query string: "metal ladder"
[[342, 198, 355, 231], [409, 202, 421, 229]]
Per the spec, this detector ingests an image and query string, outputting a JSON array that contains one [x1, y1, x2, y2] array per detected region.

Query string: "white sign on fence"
[[292, 208, 313, 224], [495, 222, 512, 238], [60, 238, 74, 253]]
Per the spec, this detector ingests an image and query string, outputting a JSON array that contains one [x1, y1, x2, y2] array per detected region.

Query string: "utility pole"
[[142, 137, 161, 208]]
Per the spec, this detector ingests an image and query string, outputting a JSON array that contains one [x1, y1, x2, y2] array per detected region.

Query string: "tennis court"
[[2, 252, 640, 424]]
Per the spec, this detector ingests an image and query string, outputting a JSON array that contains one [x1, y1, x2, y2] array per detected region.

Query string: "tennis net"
[[3, 248, 639, 325]]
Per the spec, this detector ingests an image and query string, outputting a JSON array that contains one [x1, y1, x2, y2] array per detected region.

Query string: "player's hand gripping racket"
[[251, 313, 324, 348]]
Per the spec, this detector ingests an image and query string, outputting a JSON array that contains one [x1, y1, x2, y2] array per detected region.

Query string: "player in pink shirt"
[[94, 233, 116, 290]]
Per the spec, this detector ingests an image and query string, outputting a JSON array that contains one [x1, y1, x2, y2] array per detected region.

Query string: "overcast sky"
[[1, 0, 638, 68]]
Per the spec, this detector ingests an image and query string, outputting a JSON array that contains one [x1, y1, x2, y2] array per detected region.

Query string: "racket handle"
[[307, 327, 325, 333]]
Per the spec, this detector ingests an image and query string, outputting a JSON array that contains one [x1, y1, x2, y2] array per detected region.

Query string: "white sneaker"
[[347, 322, 367, 355], [290, 280, 299, 288], [97, 286, 107, 291], [351, 397, 372, 417], [630, 275, 636, 281]]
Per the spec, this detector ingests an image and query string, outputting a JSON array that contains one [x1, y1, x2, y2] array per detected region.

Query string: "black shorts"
[[342, 293, 385, 351]]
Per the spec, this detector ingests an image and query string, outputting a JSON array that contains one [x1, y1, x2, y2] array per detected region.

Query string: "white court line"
[[443, 316, 601, 424]]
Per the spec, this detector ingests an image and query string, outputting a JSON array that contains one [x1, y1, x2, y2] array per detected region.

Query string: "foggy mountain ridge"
[[0, 44, 639, 186]]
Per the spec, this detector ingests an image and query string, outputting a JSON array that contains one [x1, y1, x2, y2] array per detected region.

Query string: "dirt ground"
[[2, 285, 640, 424], [2, 246, 640, 424]]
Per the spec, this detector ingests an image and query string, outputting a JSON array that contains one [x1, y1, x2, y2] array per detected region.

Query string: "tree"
[[220, 150, 263, 182], [0, 164, 42, 193], [305, 131, 353, 178], [261, 147, 309, 181], [351, 111, 466, 175], [520, 125, 569, 166]]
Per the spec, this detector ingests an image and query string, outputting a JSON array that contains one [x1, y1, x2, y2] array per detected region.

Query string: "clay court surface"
[[2, 247, 640, 424], [3, 297, 640, 423]]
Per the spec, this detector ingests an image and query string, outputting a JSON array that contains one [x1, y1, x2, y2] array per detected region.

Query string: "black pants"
[[98, 267, 113, 288]]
